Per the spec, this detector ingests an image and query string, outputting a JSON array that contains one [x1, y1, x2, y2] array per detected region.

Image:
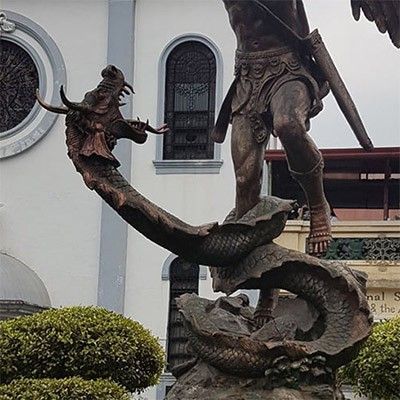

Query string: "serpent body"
[[180, 244, 371, 376]]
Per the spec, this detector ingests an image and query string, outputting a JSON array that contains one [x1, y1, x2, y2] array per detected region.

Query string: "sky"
[[302, 0, 399, 148]]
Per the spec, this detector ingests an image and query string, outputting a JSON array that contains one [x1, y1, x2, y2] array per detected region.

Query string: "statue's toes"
[[308, 234, 332, 257], [253, 314, 274, 329]]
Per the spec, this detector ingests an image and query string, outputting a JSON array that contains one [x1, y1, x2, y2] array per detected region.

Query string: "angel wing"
[[351, 0, 400, 48]]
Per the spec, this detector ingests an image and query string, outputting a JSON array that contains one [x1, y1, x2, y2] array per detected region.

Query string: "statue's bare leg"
[[231, 114, 278, 324], [231, 114, 264, 219], [271, 81, 332, 256]]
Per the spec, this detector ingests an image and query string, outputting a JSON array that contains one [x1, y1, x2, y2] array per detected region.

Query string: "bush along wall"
[[0, 377, 131, 400], [0, 306, 165, 393], [340, 316, 400, 400]]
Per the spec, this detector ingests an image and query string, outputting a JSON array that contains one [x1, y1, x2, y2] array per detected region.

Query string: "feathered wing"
[[351, 0, 400, 48]]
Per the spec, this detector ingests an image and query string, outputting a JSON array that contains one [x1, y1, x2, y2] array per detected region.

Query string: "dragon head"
[[37, 65, 133, 118], [36, 65, 166, 166], [71, 65, 133, 116]]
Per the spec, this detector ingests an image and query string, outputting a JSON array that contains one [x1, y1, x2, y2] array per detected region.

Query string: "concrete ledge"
[[153, 159, 223, 175], [0, 300, 48, 320]]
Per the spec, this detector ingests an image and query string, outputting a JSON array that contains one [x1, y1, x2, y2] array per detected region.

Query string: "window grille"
[[163, 41, 216, 160], [0, 39, 39, 133], [167, 258, 199, 372]]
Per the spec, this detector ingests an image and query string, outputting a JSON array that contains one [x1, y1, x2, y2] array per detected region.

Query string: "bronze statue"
[[212, 0, 398, 326], [213, 0, 380, 258], [37, 1, 398, 397]]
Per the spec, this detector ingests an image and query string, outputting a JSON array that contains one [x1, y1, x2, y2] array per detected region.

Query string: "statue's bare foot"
[[254, 311, 274, 329], [254, 288, 279, 328], [308, 201, 332, 257]]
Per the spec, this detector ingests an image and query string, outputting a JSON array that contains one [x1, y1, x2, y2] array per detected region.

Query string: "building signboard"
[[367, 288, 400, 320]]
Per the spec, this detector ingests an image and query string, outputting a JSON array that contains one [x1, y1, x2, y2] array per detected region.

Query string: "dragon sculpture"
[[38, 65, 372, 398]]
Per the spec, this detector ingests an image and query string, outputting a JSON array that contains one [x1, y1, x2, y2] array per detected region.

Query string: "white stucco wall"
[[0, 0, 109, 307]]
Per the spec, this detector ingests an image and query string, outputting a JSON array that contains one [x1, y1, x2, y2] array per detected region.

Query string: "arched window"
[[163, 41, 216, 160], [166, 257, 199, 372]]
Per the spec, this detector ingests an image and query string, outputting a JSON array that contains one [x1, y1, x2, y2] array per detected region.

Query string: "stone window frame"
[[161, 253, 207, 281], [166, 257, 200, 372], [155, 372, 176, 400], [153, 34, 224, 175], [157, 254, 206, 398], [0, 11, 66, 159]]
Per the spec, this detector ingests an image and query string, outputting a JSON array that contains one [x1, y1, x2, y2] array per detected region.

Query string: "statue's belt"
[[234, 46, 302, 77]]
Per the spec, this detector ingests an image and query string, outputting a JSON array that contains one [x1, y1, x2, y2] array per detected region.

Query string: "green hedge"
[[0, 307, 164, 392], [340, 317, 400, 400], [0, 377, 130, 400]]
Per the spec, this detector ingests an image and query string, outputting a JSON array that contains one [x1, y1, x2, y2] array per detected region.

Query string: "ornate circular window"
[[0, 40, 39, 133], [0, 11, 66, 159]]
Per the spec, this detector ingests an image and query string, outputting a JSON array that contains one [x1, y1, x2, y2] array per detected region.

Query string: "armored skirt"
[[212, 46, 328, 144]]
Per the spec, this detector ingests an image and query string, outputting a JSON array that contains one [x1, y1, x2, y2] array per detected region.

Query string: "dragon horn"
[[60, 85, 90, 112], [124, 81, 135, 94], [36, 89, 68, 114]]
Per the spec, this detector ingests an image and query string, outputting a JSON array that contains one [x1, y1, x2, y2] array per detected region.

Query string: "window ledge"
[[153, 159, 223, 175]]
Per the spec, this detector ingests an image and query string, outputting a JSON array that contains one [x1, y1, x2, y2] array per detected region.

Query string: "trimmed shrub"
[[340, 317, 400, 400], [0, 377, 130, 400], [0, 306, 164, 392]]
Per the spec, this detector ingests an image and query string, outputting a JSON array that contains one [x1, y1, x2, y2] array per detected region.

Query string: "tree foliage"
[[340, 317, 400, 400], [0, 377, 130, 400], [0, 307, 164, 392]]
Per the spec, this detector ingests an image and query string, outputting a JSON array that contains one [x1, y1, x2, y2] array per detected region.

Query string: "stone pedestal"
[[166, 362, 344, 400]]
